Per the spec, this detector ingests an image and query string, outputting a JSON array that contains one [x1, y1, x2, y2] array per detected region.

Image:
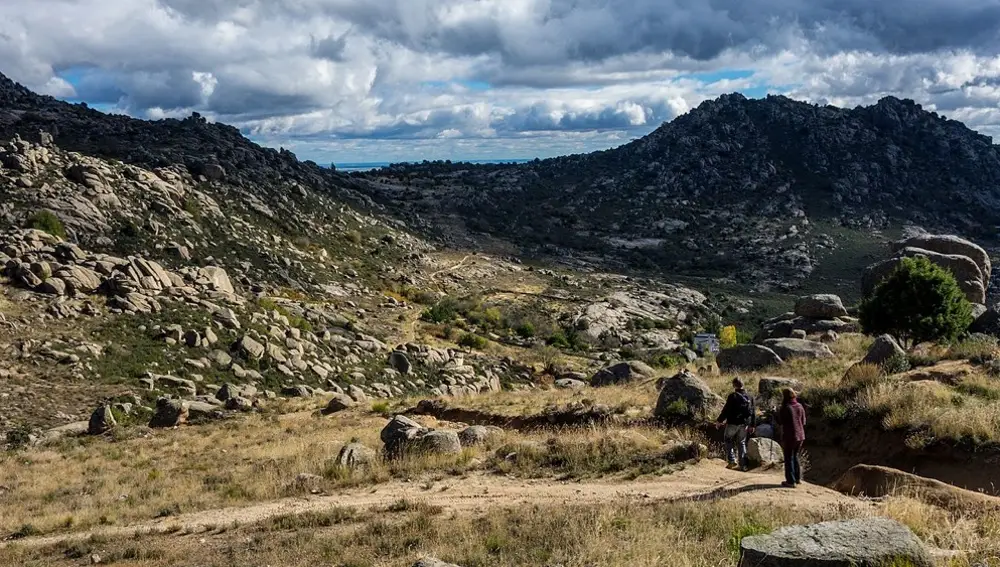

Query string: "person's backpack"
[[731, 391, 754, 425]]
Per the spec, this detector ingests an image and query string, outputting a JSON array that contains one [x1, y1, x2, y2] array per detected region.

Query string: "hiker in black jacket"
[[716, 377, 756, 471]]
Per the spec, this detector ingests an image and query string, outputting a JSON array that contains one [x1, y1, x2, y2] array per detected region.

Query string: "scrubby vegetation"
[[860, 257, 974, 348], [25, 210, 66, 238]]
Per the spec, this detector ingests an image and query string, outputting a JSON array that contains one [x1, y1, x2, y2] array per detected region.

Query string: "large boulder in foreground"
[[893, 234, 992, 283], [862, 334, 906, 366], [762, 338, 834, 360], [794, 294, 847, 319], [590, 360, 655, 387], [739, 518, 933, 567], [654, 370, 722, 419], [717, 345, 783, 371]]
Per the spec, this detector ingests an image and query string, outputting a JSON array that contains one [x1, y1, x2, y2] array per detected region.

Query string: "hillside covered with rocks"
[[356, 95, 1000, 296], [0, 73, 726, 437]]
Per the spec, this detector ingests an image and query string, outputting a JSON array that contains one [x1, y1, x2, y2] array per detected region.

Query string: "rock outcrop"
[[717, 345, 784, 371], [412, 559, 463, 567], [336, 443, 377, 469], [754, 295, 858, 343], [380, 415, 461, 457], [864, 233, 992, 305], [833, 465, 1000, 512], [458, 425, 503, 447], [654, 370, 722, 418], [794, 294, 848, 319], [739, 518, 934, 567], [761, 338, 834, 360], [862, 335, 906, 366], [747, 437, 783, 467], [87, 405, 116, 435], [322, 394, 356, 414], [590, 360, 655, 387], [892, 234, 991, 284]]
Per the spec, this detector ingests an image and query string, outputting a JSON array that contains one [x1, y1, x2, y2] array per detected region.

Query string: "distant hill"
[[355, 94, 1000, 296]]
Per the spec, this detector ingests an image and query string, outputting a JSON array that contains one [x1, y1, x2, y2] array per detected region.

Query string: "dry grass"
[[0, 399, 703, 538], [2, 494, 998, 567], [489, 426, 707, 479], [5, 326, 1000, 561], [442, 382, 659, 417], [841, 363, 887, 390], [858, 379, 1000, 444], [0, 408, 442, 536]]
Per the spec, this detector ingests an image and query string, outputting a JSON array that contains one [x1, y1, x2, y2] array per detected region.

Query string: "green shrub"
[[422, 298, 459, 324], [822, 402, 848, 421], [882, 353, 912, 375], [547, 331, 570, 349], [182, 195, 201, 217], [907, 353, 939, 368], [5, 424, 33, 451], [26, 210, 66, 238], [547, 327, 589, 351], [9, 524, 40, 540], [949, 335, 998, 363], [515, 323, 536, 339], [652, 354, 685, 369], [459, 333, 488, 350], [370, 401, 391, 416], [659, 399, 690, 417], [859, 257, 973, 348], [289, 316, 313, 333], [702, 314, 723, 335], [483, 307, 502, 327], [735, 328, 755, 345]]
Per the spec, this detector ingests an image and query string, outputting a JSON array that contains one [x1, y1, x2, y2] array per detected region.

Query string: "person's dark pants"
[[783, 442, 803, 484]]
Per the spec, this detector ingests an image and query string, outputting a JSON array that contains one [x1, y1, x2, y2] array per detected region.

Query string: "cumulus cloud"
[[0, 0, 998, 162]]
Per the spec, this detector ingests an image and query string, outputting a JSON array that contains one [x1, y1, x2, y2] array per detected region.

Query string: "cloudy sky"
[[2, 0, 999, 164]]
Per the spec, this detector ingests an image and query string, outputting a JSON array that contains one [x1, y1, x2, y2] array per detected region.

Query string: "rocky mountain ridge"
[[355, 94, 1000, 295]]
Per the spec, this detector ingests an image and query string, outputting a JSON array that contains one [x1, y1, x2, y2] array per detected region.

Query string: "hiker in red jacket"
[[779, 388, 806, 487]]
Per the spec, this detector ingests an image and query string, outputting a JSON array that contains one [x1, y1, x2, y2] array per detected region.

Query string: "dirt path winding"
[[4, 461, 867, 549], [430, 255, 472, 280]]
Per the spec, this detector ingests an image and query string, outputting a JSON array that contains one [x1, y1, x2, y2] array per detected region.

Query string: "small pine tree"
[[859, 257, 973, 348], [719, 325, 738, 349]]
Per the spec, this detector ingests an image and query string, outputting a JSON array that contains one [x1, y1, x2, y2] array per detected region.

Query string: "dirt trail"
[[430, 255, 472, 280], [4, 460, 867, 549]]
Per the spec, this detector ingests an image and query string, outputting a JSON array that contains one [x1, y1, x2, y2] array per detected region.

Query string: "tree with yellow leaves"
[[719, 325, 738, 349]]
